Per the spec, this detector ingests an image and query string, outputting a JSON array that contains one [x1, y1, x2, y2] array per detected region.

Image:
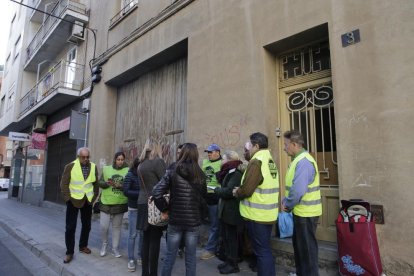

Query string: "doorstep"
[[271, 237, 339, 274]]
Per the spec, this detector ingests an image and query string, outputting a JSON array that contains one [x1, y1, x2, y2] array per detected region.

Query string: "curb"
[[0, 219, 83, 276]]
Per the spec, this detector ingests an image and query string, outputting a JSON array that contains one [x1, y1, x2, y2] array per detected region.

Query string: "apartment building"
[[1, 0, 413, 274], [0, 0, 91, 205]]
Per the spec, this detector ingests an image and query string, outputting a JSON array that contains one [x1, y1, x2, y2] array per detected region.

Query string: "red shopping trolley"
[[336, 200, 383, 276]]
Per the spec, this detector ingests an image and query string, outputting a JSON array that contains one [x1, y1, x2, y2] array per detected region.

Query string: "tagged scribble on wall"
[[119, 131, 182, 166], [203, 114, 250, 148]]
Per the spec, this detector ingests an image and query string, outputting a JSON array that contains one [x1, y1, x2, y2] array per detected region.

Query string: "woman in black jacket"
[[214, 150, 243, 274], [152, 143, 207, 276]]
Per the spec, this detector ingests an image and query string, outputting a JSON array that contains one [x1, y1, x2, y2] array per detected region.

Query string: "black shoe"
[[248, 261, 257, 272], [219, 264, 240, 274], [217, 262, 228, 270]]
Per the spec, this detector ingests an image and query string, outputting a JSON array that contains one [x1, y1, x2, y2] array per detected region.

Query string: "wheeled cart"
[[336, 200, 383, 276]]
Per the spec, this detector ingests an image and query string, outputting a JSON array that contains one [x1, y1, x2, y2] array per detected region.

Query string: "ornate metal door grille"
[[286, 84, 337, 185]]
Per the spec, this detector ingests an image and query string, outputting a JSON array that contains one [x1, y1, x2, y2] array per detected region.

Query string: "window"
[[14, 35, 22, 60], [10, 13, 16, 38], [0, 96, 5, 117], [109, 0, 138, 28], [122, 0, 138, 13], [4, 53, 10, 76], [6, 84, 15, 111]]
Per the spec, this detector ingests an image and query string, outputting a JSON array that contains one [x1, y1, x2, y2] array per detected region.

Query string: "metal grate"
[[287, 84, 337, 183]]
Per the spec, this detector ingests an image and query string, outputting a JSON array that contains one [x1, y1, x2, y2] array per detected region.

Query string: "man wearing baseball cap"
[[200, 143, 222, 260]]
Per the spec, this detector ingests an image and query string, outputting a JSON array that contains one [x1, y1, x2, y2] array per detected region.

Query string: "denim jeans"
[[292, 215, 319, 276], [204, 204, 219, 252], [128, 209, 143, 261], [161, 225, 199, 276], [246, 221, 275, 276]]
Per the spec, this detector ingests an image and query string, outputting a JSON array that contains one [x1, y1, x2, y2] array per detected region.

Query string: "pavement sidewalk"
[[0, 194, 270, 276]]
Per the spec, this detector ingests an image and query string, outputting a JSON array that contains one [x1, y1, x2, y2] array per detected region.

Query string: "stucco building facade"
[[87, 0, 413, 274], [1, 0, 413, 274]]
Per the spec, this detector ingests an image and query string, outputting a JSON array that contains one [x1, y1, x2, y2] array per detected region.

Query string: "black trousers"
[[65, 200, 92, 255], [141, 224, 164, 276], [292, 215, 320, 276], [222, 222, 242, 263]]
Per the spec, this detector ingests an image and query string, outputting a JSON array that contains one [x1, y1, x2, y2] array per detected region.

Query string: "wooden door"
[[278, 41, 339, 242]]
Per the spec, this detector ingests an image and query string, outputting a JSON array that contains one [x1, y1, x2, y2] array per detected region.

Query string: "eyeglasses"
[[79, 155, 90, 159]]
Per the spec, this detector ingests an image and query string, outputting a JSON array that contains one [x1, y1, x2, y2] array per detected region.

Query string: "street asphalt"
[[0, 191, 301, 276]]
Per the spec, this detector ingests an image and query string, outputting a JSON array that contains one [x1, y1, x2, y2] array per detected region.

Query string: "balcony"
[[30, 0, 57, 23], [25, 0, 89, 72], [18, 60, 85, 128]]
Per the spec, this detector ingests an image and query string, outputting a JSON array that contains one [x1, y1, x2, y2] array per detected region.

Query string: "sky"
[[0, 0, 15, 65]]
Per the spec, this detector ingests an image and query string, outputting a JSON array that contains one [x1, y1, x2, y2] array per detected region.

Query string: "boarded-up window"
[[115, 58, 187, 164]]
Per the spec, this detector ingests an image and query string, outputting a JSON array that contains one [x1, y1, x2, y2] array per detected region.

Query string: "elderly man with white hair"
[[60, 147, 99, 264]]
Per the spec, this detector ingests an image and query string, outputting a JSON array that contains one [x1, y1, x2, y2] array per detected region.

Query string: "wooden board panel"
[[114, 58, 187, 165]]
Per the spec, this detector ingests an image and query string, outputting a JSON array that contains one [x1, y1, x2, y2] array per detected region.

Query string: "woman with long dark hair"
[[152, 143, 207, 276]]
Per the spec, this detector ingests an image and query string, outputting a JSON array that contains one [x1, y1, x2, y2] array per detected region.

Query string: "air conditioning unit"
[[67, 21, 85, 44], [32, 115, 47, 133]]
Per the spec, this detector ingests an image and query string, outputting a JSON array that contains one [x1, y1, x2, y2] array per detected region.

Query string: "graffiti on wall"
[[203, 114, 250, 148], [118, 131, 182, 166]]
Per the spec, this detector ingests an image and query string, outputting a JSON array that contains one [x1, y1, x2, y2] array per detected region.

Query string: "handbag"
[[138, 167, 169, 227]]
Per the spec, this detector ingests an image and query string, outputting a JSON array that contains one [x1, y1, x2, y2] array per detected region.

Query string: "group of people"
[[60, 130, 322, 276]]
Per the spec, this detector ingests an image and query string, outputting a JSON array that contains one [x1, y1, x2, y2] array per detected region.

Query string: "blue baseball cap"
[[204, 143, 221, 152]]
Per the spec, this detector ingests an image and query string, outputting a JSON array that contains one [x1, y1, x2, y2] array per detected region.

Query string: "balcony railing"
[[109, 0, 138, 29], [26, 0, 88, 64], [20, 60, 85, 116]]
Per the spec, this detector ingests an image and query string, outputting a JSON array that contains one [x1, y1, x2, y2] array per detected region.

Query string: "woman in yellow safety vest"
[[98, 152, 129, 258]]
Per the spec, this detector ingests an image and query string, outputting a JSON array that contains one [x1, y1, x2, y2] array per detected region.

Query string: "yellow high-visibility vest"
[[239, 149, 279, 222], [101, 165, 129, 205], [202, 159, 222, 193], [285, 151, 322, 217], [69, 159, 96, 202]]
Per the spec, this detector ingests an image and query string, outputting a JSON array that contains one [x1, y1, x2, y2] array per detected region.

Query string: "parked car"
[[0, 178, 10, 190]]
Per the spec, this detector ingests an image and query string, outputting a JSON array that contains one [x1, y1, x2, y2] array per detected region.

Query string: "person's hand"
[[107, 178, 114, 186], [232, 187, 239, 198], [281, 201, 289, 212], [161, 211, 169, 221]]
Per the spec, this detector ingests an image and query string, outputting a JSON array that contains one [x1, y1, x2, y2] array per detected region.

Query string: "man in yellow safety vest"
[[233, 132, 279, 276], [60, 147, 99, 264], [282, 130, 322, 276]]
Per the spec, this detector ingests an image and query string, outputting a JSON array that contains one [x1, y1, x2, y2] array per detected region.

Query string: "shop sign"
[[47, 117, 70, 137], [8, 132, 31, 141], [32, 132, 47, 150]]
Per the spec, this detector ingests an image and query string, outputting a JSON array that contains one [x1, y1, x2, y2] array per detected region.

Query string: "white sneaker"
[[136, 258, 142, 265], [128, 260, 136, 272], [288, 273, 297, 276], [100, 242, 108, 257], [112, 248, 122, 258]]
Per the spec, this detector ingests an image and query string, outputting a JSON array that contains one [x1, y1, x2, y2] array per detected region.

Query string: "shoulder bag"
[[137, 167, 169, 227]]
